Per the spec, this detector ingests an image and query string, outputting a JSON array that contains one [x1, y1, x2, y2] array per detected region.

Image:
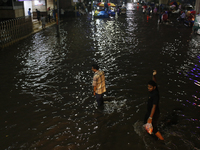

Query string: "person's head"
[[29, 8, 31, 11], [92, 64, 99, 72], [148, 80, 157, 92], [41, 14, 44, 17], [36, 9, 38, 11]]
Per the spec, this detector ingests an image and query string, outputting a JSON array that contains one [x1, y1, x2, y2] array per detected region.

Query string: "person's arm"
[[147, 104, 156, 123], [93, 86, 97, 95], [152, 70, 157, 83], [92, 75, 97, 96]]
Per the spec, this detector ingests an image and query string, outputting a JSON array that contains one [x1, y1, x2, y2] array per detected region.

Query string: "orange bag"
[[144, 123, 153, 134]]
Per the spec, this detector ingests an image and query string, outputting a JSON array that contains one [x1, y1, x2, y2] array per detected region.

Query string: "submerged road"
[[1, 3, 200, 150]]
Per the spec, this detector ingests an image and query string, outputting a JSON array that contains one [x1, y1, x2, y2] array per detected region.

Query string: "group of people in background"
[[177, 10, 195, 27], [141, 3, 195, 26], [142, 4, 172, 24], [27, 7, 60, 30]]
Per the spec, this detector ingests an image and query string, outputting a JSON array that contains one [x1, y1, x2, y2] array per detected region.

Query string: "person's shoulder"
[[94, 71, 99, 75], [95, 70, 104, 76], [99, 70, 105, 74], [151, 89, 159, 95]]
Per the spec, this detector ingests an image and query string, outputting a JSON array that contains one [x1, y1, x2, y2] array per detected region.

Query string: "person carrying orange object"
[[144, 70, 164, 141]]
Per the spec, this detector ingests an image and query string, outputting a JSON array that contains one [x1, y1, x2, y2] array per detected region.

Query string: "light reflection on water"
[[1, 3, 200, 150]]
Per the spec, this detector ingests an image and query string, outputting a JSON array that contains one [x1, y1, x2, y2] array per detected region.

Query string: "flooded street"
[[1, 3, 200, 150]]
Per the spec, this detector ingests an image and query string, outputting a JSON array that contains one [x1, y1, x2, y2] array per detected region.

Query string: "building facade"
[[0, 0, 24, 20], [0, 0, 73, 20]]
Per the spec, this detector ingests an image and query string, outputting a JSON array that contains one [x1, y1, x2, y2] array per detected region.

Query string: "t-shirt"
[[37, 10, 40, 17], [181, 12, 186, 19], [162, 13, 168, 21], [61, 9, 64, 15], [28, 10, 31, 16], [41, 17, 46, 24], [147, 89, 160, 115]]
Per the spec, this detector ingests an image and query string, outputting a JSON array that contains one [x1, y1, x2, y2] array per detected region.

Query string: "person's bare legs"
[[155, 131, 164, 140]]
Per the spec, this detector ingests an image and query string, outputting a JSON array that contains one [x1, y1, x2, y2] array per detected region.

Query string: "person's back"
[[37, 10, 40, 16], [163, 13, 168, 21], [41, 16, 45, 24], [93, 70, 106, 94], [153, 7, 157, 14], [36, 9, 40, 22], [40, 15, 46, 29], [28, 8, 31, 16], [181, 12, 185, 18], [92, 64, 106, 107]]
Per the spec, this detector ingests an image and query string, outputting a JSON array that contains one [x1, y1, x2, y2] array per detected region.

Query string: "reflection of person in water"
[[144, 70, 164, 141]]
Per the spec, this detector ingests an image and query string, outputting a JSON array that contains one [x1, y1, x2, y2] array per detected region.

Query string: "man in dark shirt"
[[36, 9, 41, 23], [144, 70, 164, 140]]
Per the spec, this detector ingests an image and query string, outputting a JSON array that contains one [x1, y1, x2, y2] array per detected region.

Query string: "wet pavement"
[[1, 3, 200, 150], [32, 19, 56, 34]]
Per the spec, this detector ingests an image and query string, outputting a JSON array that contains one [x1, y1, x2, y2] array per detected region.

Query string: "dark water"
[[1, 3, 200, 150]]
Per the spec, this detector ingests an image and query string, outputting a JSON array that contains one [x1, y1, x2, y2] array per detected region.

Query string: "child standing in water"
[[41, 15, 46, 29], [144, 70, 164, 140]]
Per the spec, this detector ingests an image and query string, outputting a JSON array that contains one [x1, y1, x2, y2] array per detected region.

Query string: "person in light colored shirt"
[[40, 15, 46, 29], [92, 64, 106, 107], [61, 8, 64, 18], [180, 11, 186, 19], [178, 11, 186, 23]]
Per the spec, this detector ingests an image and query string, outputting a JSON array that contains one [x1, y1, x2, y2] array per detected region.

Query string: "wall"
[[47, 0, 54, 9], [15, 8, 24, 17], [195, 0, 200, 14], [60, 0, 72, 8], [0, 10, 15, 18], [32, 0, 47, 12], [24, 1, 32, 16], [159, 0, 168, 4], [0, 0, 24, 19]]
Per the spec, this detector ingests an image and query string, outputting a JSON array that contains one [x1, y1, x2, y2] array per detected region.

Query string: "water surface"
[[1, 3, 200, 150]]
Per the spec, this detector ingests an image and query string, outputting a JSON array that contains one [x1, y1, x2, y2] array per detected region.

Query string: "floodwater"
[[1, 3, 200, 150]]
